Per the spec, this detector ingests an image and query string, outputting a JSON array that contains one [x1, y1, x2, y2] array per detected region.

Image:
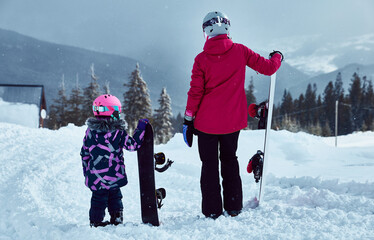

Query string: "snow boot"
[[205, 213, 221, 220], [110, 211, 123, 226], [226, 210, 241, 217], [90, 221, 110, 228]]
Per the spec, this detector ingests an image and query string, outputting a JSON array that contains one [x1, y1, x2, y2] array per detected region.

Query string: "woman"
[[183, 11, 283, 219]]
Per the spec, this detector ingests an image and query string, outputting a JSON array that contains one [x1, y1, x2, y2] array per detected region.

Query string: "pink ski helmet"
[[92, 94, 122, 117]]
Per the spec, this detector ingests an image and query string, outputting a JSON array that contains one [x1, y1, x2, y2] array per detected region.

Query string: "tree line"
[[48, 63, 174, 144], [269, 71, 374, 136], [48, 63, 374, 141]]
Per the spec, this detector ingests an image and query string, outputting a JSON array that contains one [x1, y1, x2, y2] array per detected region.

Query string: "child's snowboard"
[[137, 123, 172, 226]]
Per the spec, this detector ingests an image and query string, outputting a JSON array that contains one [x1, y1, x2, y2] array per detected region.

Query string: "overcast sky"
[[0, 0, 373, 73]]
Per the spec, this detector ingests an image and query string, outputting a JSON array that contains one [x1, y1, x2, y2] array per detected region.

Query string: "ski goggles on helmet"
[[92, 105, 120, 113], [202, 17, 230, 30]]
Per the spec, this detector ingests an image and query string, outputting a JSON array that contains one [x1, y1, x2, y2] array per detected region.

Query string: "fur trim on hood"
[[86, 117, 127, 132]]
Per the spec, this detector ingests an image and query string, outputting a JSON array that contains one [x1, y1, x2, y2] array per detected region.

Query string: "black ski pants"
[[89, 188, 123, 223], [197, 130, 243, 217]]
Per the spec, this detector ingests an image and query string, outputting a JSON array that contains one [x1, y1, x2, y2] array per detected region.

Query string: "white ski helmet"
[[202, 11, 231, 37]]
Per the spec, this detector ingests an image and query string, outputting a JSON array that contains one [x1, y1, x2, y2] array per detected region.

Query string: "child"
[[81, 94, 148, 227], [183, 11, 283, 219]]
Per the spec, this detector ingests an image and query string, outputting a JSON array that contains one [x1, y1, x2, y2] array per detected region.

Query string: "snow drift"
[[0, 98, 39, 128]]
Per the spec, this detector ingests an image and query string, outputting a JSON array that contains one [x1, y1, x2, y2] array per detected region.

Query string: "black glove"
[[269, 50, 284, 62], [183, 116, 194, 147]]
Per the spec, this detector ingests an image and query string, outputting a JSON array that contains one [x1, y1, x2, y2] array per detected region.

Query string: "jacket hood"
[[203, 34, 233, 55], [86, 117, 127, 132]]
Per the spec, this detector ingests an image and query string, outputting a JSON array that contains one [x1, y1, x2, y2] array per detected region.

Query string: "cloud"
[[274, 33, 374, 76], [340, 34, 374, 48], [1, 0, 373, 77], [287, 55, 338, 76], [267, 35, 322, 55], [355, 46, 371, 51]]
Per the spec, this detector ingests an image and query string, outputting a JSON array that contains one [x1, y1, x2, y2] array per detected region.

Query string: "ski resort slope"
[[0, 122, 373, 240]]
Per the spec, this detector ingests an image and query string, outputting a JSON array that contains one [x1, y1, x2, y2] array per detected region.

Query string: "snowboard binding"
[[153, 153, 172, 209], [248, 101, 268, 129], [247, 150, 264, 183], [154, 152, 174, 173], [156, 188, 166, 209]]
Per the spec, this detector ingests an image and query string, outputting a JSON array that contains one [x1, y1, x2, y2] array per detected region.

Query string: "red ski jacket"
[[186, 34, 282, 134]]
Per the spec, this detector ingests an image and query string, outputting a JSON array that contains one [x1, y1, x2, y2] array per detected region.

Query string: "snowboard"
[[137, 123, 173, 226], [247, 73, 277, 207]]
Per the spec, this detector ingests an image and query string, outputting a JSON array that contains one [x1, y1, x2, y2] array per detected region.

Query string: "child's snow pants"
[[89, 188, 123, 223]]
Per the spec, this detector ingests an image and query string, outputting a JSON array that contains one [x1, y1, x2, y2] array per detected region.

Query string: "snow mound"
[[0, 98, 39, 128]]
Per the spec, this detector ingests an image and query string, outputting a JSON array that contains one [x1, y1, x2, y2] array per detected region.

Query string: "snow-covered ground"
[[0, 122, 373, 240], [0, 98, 39, 128]]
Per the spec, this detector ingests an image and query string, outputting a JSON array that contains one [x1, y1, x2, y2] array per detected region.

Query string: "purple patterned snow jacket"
[[81, 118, 144, 191]]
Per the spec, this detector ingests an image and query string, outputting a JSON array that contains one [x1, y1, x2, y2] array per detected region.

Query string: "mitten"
[[137, 119, 149, 131], [183, 114, 194, 147]]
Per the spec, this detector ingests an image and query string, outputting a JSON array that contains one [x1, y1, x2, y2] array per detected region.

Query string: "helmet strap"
[[203, 32, 209, 41]]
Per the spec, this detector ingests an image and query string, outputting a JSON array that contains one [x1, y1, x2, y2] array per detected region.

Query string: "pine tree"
[[153, 88, 174, 144], [294, 93, 305, 126], [309, 121, 323, 136], [172, 113, 184, 133], [332, 72, 352, 135], [334, 72, 344, 99], [82, 64, 101, 121], [339, 94, 353, 135], [362, 78, 374, 130], [123, 63, 152, 132], [245, 78, 257, 129], [321, 121, 331, 137], [103, 81, 110, 94], [315, 94, 324, 129], [304, 83, 317, 126], [349, 72, 363, 131], [246, 77, 256, 104], [279, 89, 293, 124], [66, 74, 84, 126], [280, 114, 299, 132], [323, 81, 335, 135], [49, 74, 68, 129]]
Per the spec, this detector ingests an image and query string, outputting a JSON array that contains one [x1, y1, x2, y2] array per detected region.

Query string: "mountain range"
[[0, 28, 373, 116], [0, 28, 189, 115], [288, 63, 374, 100]]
